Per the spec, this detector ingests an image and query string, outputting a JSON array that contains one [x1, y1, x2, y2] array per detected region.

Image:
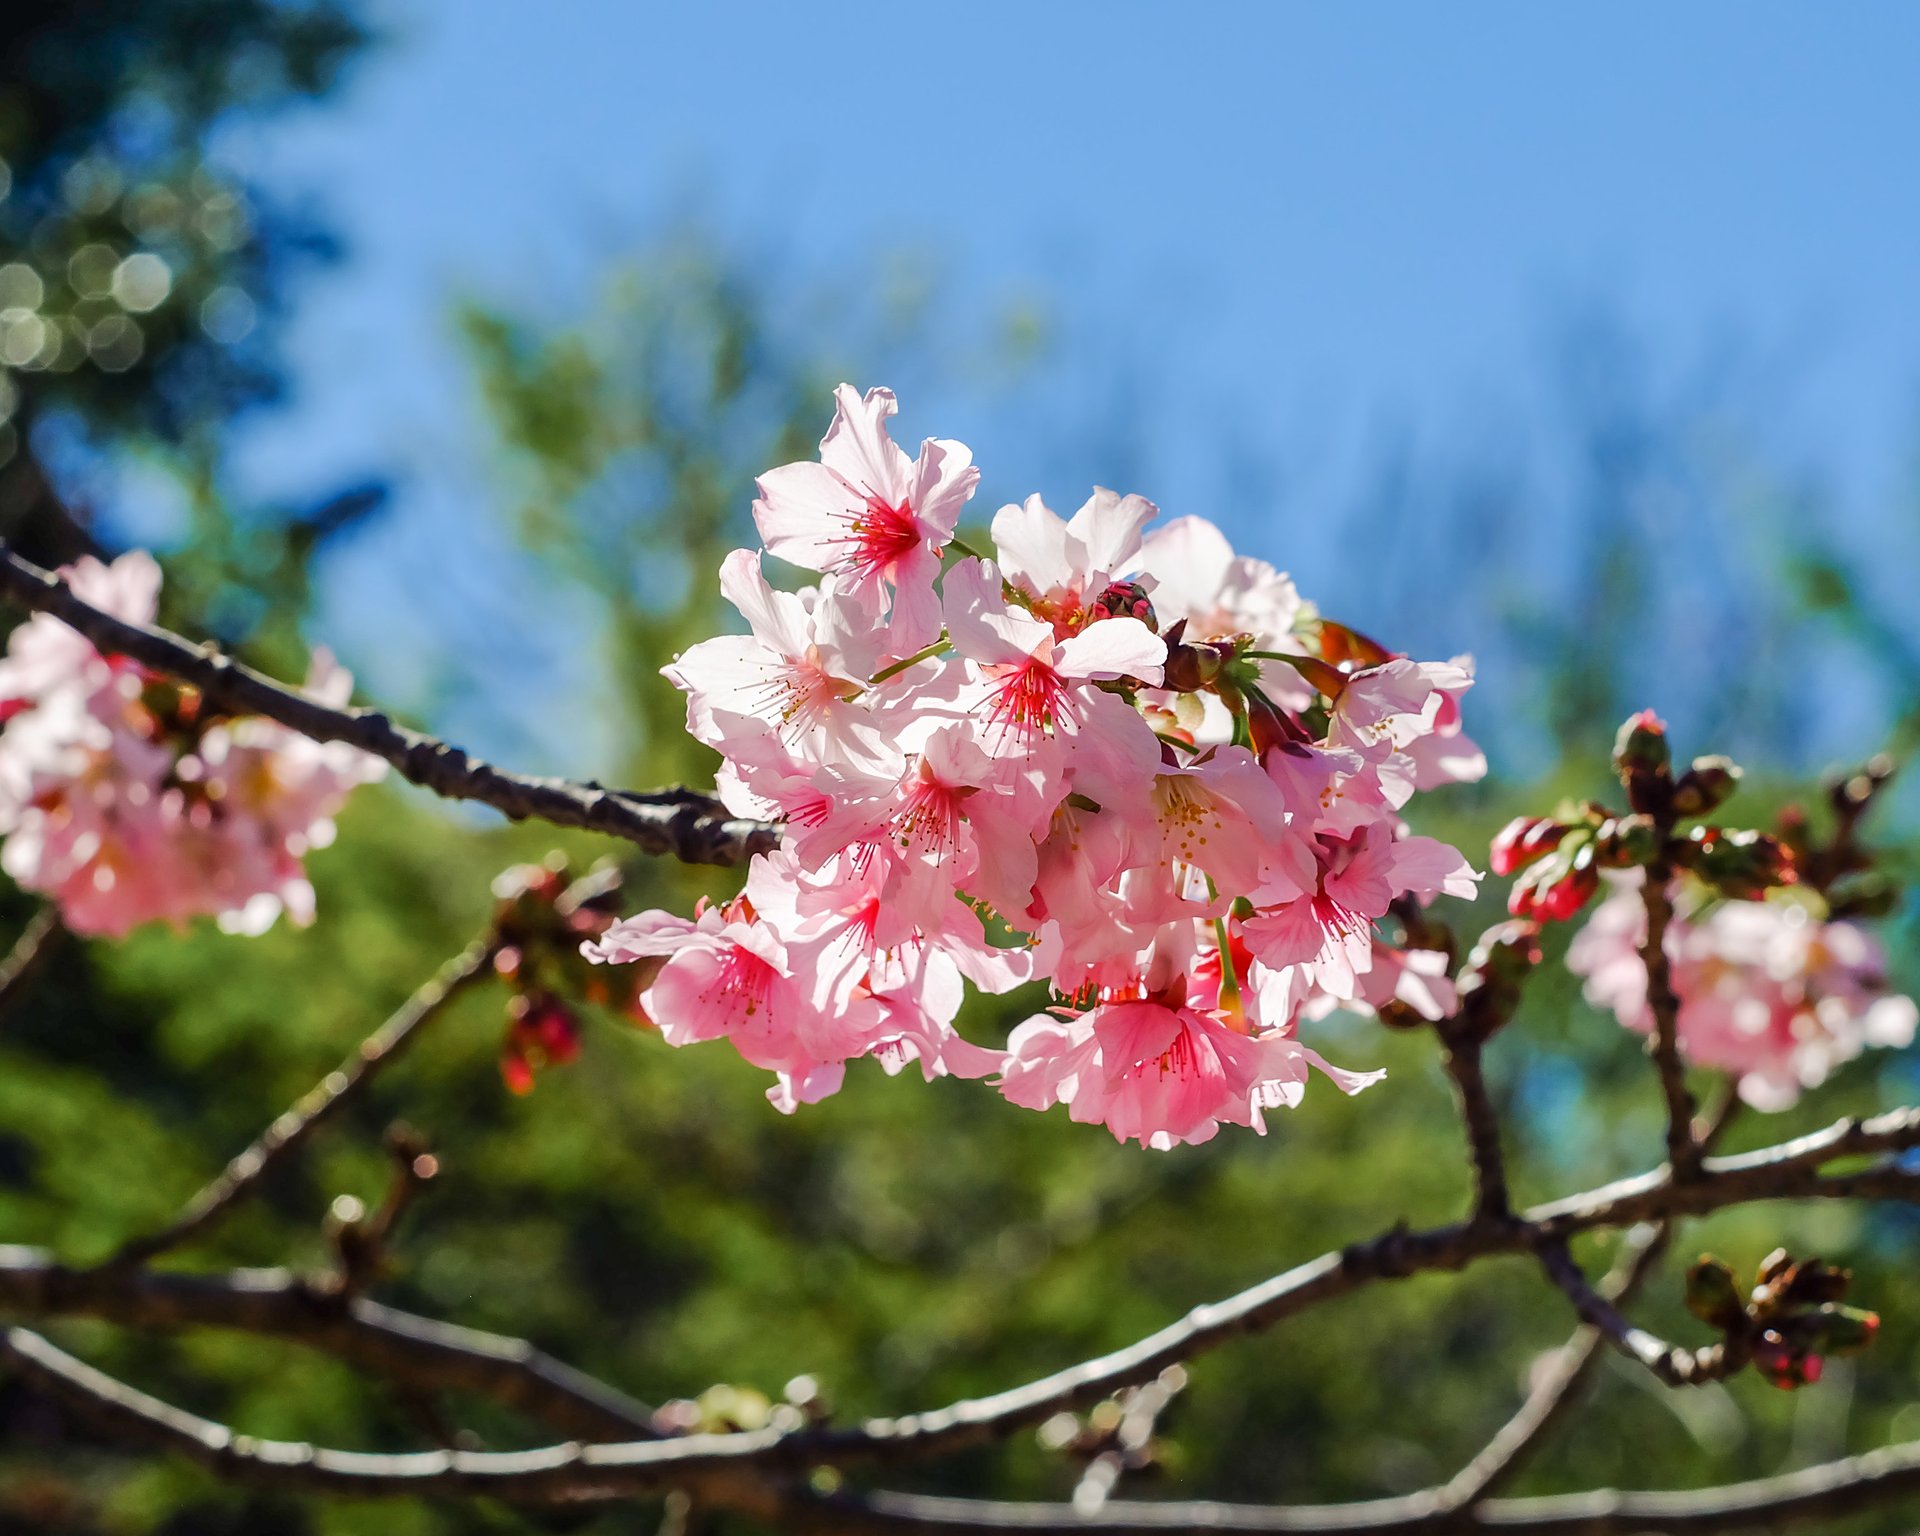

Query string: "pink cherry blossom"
[[752, 384, 978, 653], [1568, 877, 1918, 1109]]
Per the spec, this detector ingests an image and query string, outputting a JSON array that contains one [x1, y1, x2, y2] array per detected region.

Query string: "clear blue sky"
[[199, 2, 1920, 772]]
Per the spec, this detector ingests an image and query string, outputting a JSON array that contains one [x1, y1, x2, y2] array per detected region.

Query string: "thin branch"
[[1440, 1223, 1669, 1508], [0, 1246, 659, 1443], [12, 1321, 1920, 1534], [800, 1438, 1920, 1533], [1436, 1023, 1509, 1223], [109, 935, 500, 1269], [1535, 1243, 1743, 1387], [0, 903, 60, 1019], [1440, 1089, 1744, 1506], [0, 542, 778, 867], [1637, 863, 1700, 1181], [1070, 1367, 1186, 1515], [4, 1108, 1919, 1499]]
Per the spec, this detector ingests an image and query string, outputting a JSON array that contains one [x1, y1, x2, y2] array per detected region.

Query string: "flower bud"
[[1809, 1304, 1880, 1356], [1490, 816, 1566, 877], [1684, 1256, 1745, 1331], [1507, 847, 1599, 923], [1455, 918, 1543, 1038], [1089, 580, 1157, 631], [1247, 691, 1312, 757], [1753, 1330, 1822, 1390], [1675, 826, 1797, 900], [1593, 814, 1660, 869], [1612, 709, 1672, 814], [1671, 755, 1741, 817], [1161, 641, 1221, 694]]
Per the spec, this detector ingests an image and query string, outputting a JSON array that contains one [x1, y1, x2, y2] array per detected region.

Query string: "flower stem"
[[870, 636, 951, 686]]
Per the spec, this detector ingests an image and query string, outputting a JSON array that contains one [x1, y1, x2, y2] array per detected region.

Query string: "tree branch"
[[1535, 1242, 1742, 1387], [1439, 1090, 1744, 1506], [1436, 1023, 1509, 1223], [0, 1247, 659, 1443], [109, 934, 502, 1269], [0, 541, 779, 866], [12, 1320, 1920, 1534], [0, 903, 60, 1020], [1637, 864, 1700, 1181], [4, 1107, 1918, 1500]]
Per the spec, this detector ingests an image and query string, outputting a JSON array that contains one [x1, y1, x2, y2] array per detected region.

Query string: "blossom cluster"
[[1568, 875, 1917, 1109], [0, 551, 384, 936], [588, 384, 1485, 1146]]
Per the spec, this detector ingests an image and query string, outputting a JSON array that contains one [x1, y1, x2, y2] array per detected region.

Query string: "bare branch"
[[0, 1247, 658, 1442], [0, 541, 778, 866], [12, 1318, 1920, 1535], [0, 903, 60, 1020], [801, 1438, 1920, 1533], [1441, 1090, 1744, 1506], [109, 935, 500, 1268], [4, 1105, 1918, 1499], [1435, 1023, 1509, 1223], [1637, 864, 1700, 1181], [1536, 1243, 1742, 1387], [1069, 1366, 1187, 1515]]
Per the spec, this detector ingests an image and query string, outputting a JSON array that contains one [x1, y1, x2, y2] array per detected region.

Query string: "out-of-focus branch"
[[4, 1106, 1919, 1501], [0, 1246, 659, 1443], [1637, 860, 1700, 1181], [799, 1438, 1920, 1533], [108, 935, 500, 1269], [1435, 1022, 1509, 1223], [12, 1320, 1920, 1533], [0, 904, 60, 1020], [1440, 1090, 1743, 1507], [1068, 1366, 1187, 1516], [1536, 1242, 1743, 1387], [0, 541, 779, 866]]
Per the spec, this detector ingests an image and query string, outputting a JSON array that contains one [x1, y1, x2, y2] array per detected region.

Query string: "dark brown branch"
[[800, 1436, 1920, 1533], [0, 541, 778, 867], [0, 1246, 659, 1443], [1535, 1243, 1743, 1387], [1440, 1090, 1743, 1507], [12, 1319, 1920, 1534], [1637, 864, 1700, 1181], [110, 936, 500, 1268], [1069, 1366, 1186, 1515], [1440, 1224, 1669, 1508], [1436, 1024, 1509, 1223], [0, 903, 60, 1019], [5, 1107, 1919, 1500]]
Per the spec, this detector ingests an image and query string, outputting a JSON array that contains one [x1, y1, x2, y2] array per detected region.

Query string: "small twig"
[[1442, 1088, 1743, 1506], [1069, 1367, 1186, 1515], [0, 541, 778, 867], [0, 904, 60, 1020], [107, 937, 498, 1268], [0, 1245, 660, 1442], [12, 1322, 1920, 1532], [326, 1125, 442, 1295], [1536, 1242, 1745, 1387], [1436, 1024, 1510, 1223], [1638, 860, 1701, 1181]]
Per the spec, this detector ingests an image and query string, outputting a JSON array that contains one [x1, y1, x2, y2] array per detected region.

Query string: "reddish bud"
[[1508, 854, 1598, 923], [1671, 755, 1742, 817], [1491, 816, 1566, 877], [1675, 826, 1797, 900], [1316, 619, 1397, 670], [1088, 580, 1157, 631]]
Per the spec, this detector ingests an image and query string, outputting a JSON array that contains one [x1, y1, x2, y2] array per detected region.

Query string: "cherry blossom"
[[1568, 876, 1918, 1109], [590, 385, 1486, 1142], [0, 553, 383, 937]]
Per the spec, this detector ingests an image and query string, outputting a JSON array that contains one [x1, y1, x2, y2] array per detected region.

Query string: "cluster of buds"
[[490, 857, 633, 1094], [1685, 1250, 1879, 1390], [1494, 713, 1794, 926]]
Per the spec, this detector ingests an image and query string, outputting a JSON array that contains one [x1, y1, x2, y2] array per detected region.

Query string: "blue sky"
[[198, 2, 1920, 772]]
